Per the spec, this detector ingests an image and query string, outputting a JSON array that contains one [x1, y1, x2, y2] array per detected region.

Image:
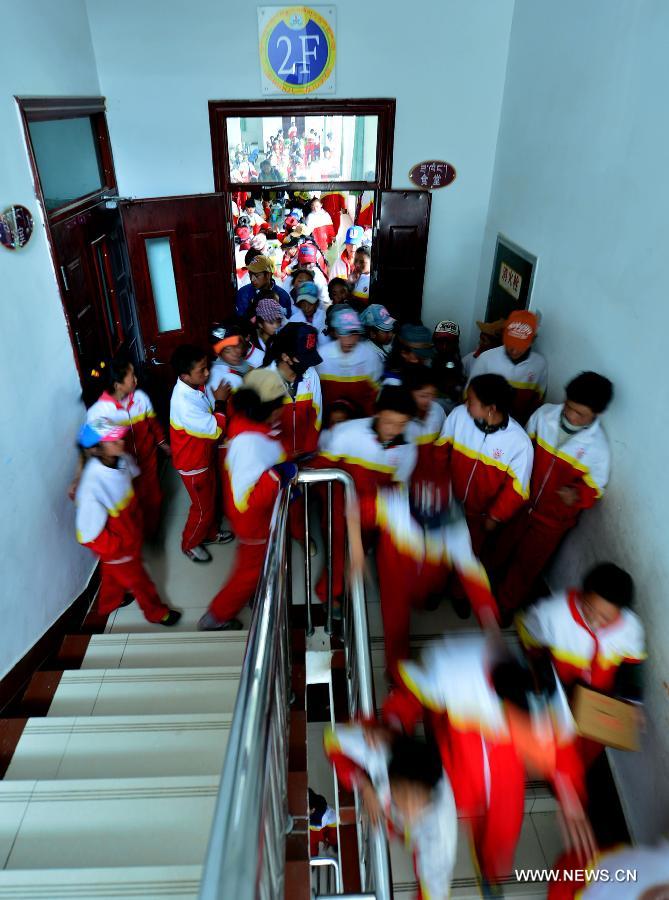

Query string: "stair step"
[[0, 865, 201, 898], [4, 714, 232, 781], [27, 667, 241, 718], [0, 776, 218, 870], [71, 631, 248, 670]]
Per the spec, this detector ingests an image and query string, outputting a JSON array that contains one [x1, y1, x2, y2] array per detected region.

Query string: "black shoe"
[[423, 593, 441, 612], [158, 609, 182, 627], [120, 594, 134, 608], [203, 530, 235, 545], [197, 613, 244, 631]]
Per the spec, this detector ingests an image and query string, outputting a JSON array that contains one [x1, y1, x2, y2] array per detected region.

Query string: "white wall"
[[477, 0, 669, 841], [0, 1, 100, 678], [84, 0, 515, 330]]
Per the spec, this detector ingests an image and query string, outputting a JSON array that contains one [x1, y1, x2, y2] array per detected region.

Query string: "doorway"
[[209, 98, 432, 322]]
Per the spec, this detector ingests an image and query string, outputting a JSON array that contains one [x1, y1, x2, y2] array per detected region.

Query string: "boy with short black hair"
[[492, 371, 613, 616], [327, 276, 351, 306], [325, 725, 457, 900], [170, 344, 232, 563]]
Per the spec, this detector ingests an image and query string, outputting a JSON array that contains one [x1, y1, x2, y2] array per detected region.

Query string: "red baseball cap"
[[504, 311, 538, 351]]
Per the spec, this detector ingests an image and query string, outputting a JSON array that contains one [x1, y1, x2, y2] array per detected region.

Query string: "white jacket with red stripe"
[[75, 454, 142, 563], [87, 390, 164, 467], [437, 404, 533, 522], [518, 591, 646, 694], [169, 378, 225, 474], [324, 723, 457, 900], [468, 345, 547, 424]]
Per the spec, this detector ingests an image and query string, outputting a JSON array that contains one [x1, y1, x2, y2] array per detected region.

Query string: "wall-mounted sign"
[[485, 234, 538, 322], [258, 6, 336, 95], [0, 205, 34, 250], [408, 160, 456, 190]]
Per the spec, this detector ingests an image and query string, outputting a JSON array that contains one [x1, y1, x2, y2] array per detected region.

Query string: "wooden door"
[[120, 194, 233, 415], [373, 189, 431, 323]]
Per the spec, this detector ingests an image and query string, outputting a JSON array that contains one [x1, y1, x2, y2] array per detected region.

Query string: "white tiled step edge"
[[0, 776, 219, 870], [45, 667, 241, 717], [79, 631, 248, 669], [0, 865, 201, 899], [4, 714, 231, 780]]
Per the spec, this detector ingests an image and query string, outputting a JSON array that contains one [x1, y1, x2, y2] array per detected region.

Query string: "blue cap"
[[345, 225, 364, 245], [295, 282, 320, 304], [78, 419, 128, 448], [330, 305, 364, 335], [360, 304, 396, 332]]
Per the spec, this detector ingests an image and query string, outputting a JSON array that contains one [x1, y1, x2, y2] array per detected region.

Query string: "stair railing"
[[199, 469, 392, 900]]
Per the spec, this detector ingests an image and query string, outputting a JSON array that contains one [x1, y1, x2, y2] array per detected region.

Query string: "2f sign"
[[275, 33, 321, 76], [259, 6, 336, 94]]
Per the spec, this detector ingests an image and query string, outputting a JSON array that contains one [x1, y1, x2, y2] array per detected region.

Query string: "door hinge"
[[60, 266, 69, 291]]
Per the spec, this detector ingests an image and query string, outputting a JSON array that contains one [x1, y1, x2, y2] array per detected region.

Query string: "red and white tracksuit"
[[320, 191, 347, 237], [435, 404, 533, 553], [283, 266, 329, 305], [404, 401, 446, 485], [356, 192, 374, 229], [87, 390, 165, 537], [310, 416, 417, 600], [266, 362, 322, 460], [493, 404, 611, 612], [208, 417, 284, 622], [359, 488, 498, 680], [329, 249, 355, 281], [324, 723, 457, 900], [170, 378, 226, 551], [383, 636, 585, 884], [288, 306, 328, 345], [518, 590, 646, 766], [309, 804, 338, 857], [468, 345, 548, 425], [75, 455, 169, 622], [305, 208, 335, 252], [205, 361, 245, 492], [316, 341, 383, 417]]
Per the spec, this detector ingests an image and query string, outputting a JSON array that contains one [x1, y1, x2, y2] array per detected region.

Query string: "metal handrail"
[[310, 856, 342, 895], [299, 469, 393, 900], [199, 469, 392, 900], [199, 488, 291, 900]]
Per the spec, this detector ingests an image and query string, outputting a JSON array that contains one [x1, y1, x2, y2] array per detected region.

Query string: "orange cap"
[[504, 310, 538, 351]]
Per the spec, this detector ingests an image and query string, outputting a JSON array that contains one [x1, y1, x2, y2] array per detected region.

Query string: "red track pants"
[[180, 467, 218, 551], [134, 463, 163, 539], [99, 558, 169, 622], [492, 512, 568, 612], [209, 540, 267, 622]]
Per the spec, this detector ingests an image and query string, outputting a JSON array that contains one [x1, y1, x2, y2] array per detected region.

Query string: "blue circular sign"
[[261, 7, 335, 94]]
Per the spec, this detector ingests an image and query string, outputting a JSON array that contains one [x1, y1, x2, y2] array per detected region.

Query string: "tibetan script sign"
[[408, 160, 456, 190]]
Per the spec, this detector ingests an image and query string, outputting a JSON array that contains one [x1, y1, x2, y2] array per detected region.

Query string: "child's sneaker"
[[197, 612, 244, 632], [203, 530, 235, 545], [159, 609, 182, 627], [183, 545, 212, 563]]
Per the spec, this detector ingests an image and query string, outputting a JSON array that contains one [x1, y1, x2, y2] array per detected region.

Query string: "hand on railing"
[[345, 494, 365, 580], [359, 777, 384, 829]]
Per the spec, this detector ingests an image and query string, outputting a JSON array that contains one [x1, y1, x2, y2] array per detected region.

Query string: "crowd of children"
[[72, 255, 650, 896]]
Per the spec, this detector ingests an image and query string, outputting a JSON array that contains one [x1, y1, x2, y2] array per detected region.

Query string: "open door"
[[373, 189, 431, 323], [121, 194, 233, 418]]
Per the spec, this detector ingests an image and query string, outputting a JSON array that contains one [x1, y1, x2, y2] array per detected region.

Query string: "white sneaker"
[[183, 545, 212, 563]]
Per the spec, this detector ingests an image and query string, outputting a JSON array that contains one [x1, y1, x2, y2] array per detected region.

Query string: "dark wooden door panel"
[[373, 189, 431, 323], [121, 194, 233, 414]]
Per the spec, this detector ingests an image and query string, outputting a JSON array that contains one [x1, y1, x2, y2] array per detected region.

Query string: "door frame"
[[208, 97, 396, 193], [16, 96, 124, 384]]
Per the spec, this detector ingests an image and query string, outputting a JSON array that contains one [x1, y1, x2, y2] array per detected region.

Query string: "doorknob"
[[150, 357, 167, 366]]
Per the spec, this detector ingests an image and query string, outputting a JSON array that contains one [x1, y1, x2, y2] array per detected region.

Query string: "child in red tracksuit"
[[401, 366, 446, 485], [382, 635, 593, 893], [309, 386, 418, 611], [83, 358, 170, 537], [198, 369, 295, 631], [324, 725, 457, 900], [170, 345, 232, 564], [436, 373, 533, 556], [517, 562, 645, 768], [349, 484, 499, 682], [308, 789, 338, 857], [75, 419, 180, 626]]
